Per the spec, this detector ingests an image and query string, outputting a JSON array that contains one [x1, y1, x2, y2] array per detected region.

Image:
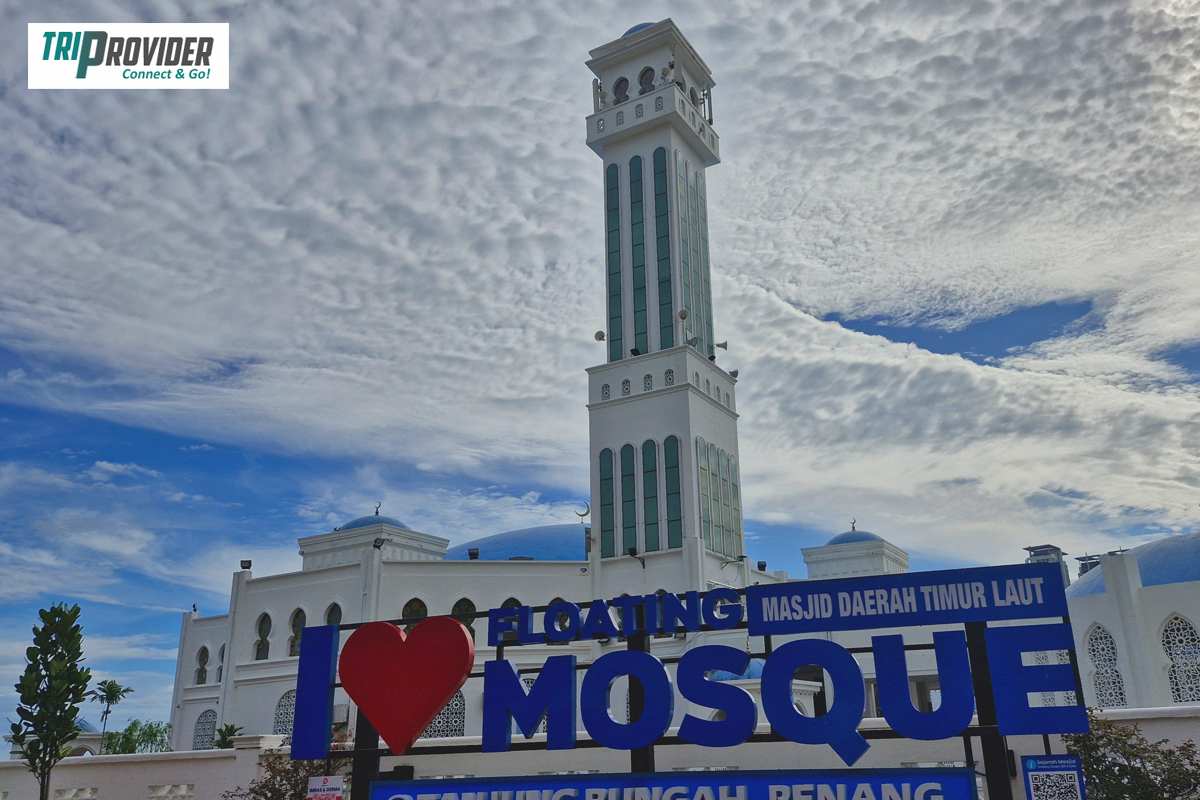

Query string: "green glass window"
[[629, 156, 648, 355], [697, 436, 712, 550], [708, 442, 722, 554], [621, 444, 637, 555], [664, 436, 682, 548], [731, 457, 743, 557], [688, 164, 705, 356], [676, 151, 692, 345], [642, 440, 659, 552], [719, 449, 733, 557], [653, 148, 673, 349], [600, 448, 615, 558], [606, 164, 623, 362], [698, 171, 715, 357]]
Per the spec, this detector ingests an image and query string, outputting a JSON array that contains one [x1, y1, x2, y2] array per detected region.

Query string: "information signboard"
[[1020, 755, 1086, 800], [370, 768, 978, 800], [309, 776, 345, 800]]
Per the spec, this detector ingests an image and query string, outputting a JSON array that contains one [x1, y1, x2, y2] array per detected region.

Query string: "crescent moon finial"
[[851, 517, 856, 531], [575, 502, 591, 519], [375, 502, 381, 515]]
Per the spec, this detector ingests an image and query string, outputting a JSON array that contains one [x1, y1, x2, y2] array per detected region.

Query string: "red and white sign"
[[307, 776, 344, 800]]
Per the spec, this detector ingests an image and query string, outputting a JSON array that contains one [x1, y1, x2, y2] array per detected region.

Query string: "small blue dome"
[[445, 524, 587, 562], [76, 718, 98, 732], [623, 22, 656, 37], [826, 529, 884, 546], [340, 514, 410, 531], [711, 658, 766, 682], [1066, 532, 1200, 599]]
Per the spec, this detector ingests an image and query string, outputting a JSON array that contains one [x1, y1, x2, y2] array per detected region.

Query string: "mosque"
[[6, 18, 1195, 800]]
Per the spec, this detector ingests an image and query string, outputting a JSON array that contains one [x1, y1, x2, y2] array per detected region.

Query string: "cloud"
[[83, 461, 163, 483], [180, 444, 214, 451]]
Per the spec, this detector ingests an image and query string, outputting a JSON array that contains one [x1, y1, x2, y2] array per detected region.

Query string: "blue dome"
[[826, 529, 884, 546], [76, 718, 98, 732], [711, 658, 766, 682], [623, 22, 656, 37], [1066, 532, 1200, 599], [340, 514, 410, 531], [445, 524, 587, 562]]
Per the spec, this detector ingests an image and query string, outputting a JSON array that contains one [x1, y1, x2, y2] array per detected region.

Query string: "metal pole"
[[965, 621, 1014, 800], [350, 709, 381, 800], [629, 604, 655, 773]]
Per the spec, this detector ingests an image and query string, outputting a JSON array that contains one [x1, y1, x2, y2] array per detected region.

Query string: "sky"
[[2, 0, 1199, 730]]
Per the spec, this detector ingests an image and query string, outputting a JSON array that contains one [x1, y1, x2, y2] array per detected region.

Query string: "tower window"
[[288, 608, 306, 657], [635, 104, 644, 119], [638, 67, 655, 95], [601, 383, 611, 401], [643, 440, 659, 552], [665, 369, 674, 386], [653, 148, 674, 349], [664, 436, 682, 549], [655, 96, 664, 112], [698, 437, 712, 550], [693, 372, 699, 386], [613, 77, 629, 103], [621, 444, 637, 555], [605, 164, 623, 362], [644, 374, 653, 391], [725, 392, 730, 407], [216, 644, 224, 683], [629, 155, 648, 354], [1163, 615, 1200, 702], [705, 379, 711, 394], [621, 379, 631, 396], [600, 448, 615, 558], [195, 646, 209, 685]]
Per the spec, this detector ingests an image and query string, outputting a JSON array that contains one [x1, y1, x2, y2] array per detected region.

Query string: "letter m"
[[763, 596, 779, 622], [483, 655, 576, 751]]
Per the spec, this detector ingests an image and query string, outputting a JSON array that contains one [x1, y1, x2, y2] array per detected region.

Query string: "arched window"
[[195, 647, 209, 685], [288, 609, 306, 657], [621, 444, 637, 555], [642, 440, 659, 552], [273, 690, 296, 739], [1086, 626, 1126, 707], [693, 372, 700, 386], [421, 690, 466, 738], [630, 155, 648, 354], [664, 435, 682, 549], [644, 374, 653, 391], [638, 67, 655, 95], [665, 369, 674, 386], [216, 644, 224, 683], [452, 598, 477, 639], [254, 613, 271, 660], [698, 437, 712, 550], [601, 383, 611, 401], [730, 457, 743, 556], [653, 147, 674, 349], [621, 379, 631, 396], [705, 379, 711, 394], [725, 392, 730, 407], [325, 603, 342, 627], [605, 164, 623, 362], [402, 598, 427, 633], [600, 448, 615, 558], [192, 709, 217, 750], [545, 597, 569, 646], [1162, 615, 1200, 703], [613, 77, 629, 103]]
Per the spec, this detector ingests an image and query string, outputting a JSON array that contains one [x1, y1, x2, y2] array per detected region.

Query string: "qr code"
[[1029, 771, 1082, 800]]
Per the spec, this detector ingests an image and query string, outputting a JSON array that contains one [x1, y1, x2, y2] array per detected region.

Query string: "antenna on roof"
[[375, 502, 381, 515], [851, 518, 856, 531]]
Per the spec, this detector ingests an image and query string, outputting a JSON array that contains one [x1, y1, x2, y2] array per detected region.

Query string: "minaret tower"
[[584, 20, 747, 598]]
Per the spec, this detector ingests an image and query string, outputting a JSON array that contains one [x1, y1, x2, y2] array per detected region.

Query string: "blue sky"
[[3, 0, 1200, 729]]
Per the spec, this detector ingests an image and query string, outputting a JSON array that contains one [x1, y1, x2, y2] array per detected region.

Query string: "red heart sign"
[[339, 616, 475, 755]]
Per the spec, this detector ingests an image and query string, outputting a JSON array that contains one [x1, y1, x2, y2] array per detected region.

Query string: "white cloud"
[[83, 461, 164, 483]]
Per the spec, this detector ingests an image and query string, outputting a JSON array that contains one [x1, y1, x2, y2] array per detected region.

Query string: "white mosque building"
[[7, 18, 1196, 800], [164, 18, 1200, 759]]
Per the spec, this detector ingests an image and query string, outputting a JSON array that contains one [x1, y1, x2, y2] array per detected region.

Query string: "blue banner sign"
[[371, 769, 979, 800], [747, 562, 1068, 635], [1020, 754, 1086, 800]]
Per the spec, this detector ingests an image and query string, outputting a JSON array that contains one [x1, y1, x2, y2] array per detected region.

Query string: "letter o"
[[580, 650, 673, 749], [544, 601, 581, 642]]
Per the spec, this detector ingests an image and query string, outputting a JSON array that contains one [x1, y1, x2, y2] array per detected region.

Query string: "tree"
[[9, 603, 92, 800], [1063, 708, 1200, 799], [86, 678, 133, 753], [102, 719, 171, 754], [222, 734, 351, 800], [215, 723, 244, 749]]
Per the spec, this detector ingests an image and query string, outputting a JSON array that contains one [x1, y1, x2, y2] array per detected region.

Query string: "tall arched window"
[[697, 437, 712, 551], [216, 644, 225, 683], [613, 77, 629, 103], [254, 613, 271, 661], [653, 148, 674, 348], [402, 598, 427, 633], [642, 440, 659, 552], [664, 436, 682, 549], [452, 598, 477, 639], [325, 603, 342, 627], [621, 444, 637, 555], [630, 155, 648, 354], [421, 690, 466, 738], [605, 164, 623, 362], [273, 690, 296, 739], [195, 647, 209, 685], [192, 709, 217, 750], [638, 67, 655, 95], [600, 448, 615, 558], [709, 442, 723, 555], [1163, 615, 1200, 702], [718, 448, 733, 556], [1086, 625, 1127, 707], [288, 609, 306, 657], [730, 456, 743, 557]]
